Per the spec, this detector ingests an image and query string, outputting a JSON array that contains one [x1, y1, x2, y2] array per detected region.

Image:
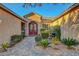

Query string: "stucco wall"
[[0, 8, 21, 46], [50, 5, 79, 41], [60, 8, 79, 41]]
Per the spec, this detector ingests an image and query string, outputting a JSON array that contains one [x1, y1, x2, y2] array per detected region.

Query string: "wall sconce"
[[0, 20, 2, 23]]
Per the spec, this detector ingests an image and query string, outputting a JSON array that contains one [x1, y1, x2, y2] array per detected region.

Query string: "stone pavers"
[[0, 37, 79, 56]]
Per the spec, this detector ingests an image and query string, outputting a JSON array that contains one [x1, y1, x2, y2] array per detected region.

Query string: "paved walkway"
[[0, 37, 79, 56]]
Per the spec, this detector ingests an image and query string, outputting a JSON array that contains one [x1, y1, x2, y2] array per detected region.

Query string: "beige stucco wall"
[[26, 13, 41, 23], [50, 6, 79, 41], [60, 8, 79, 41], [0, 8, 21, 47]]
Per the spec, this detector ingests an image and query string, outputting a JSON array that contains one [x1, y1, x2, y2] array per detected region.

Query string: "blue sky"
[[3, 3, 73, 17]]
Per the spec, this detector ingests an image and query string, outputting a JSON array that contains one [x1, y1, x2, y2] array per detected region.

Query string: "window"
[[42, 24, 48, 30]]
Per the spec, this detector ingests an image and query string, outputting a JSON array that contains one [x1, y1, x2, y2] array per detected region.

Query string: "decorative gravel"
[[0, 37, 79, 56]]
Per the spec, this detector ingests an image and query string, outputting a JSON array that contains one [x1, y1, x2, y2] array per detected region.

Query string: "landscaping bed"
[[35, 26, 79, 51], [0, 35, 25, 53]]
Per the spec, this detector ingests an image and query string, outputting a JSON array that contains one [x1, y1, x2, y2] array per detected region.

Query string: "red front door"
[[29, 22, 38, 36]]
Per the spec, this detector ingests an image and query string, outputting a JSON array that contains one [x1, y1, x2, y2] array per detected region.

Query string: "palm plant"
[[61, 37, 79, 49]]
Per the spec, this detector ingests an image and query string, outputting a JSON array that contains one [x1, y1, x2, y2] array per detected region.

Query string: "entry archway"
[[29, 21, 38, 36]]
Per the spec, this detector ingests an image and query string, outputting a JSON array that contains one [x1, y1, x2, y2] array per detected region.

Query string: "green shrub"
[[10, 35, 23, 45], [40, 28, 46, 32], [21, 34, 25, 39], [52, 37, 60, 45], [21, 31, 26, 38], [61, 37, 79, 48], [51, 25, 61, 40], [35, 35, 42, 43], [41, 31, 49, 39], [1, 42, 9, 51], [40, 39, 49, 47]]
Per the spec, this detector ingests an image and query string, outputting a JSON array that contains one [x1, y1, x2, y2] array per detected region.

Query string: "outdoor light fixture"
[[0, 20, 2, 23]]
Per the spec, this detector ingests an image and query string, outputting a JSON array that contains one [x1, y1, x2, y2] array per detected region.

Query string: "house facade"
[[51, 3, 79, 41], [0, 4, 25, 47], [23, 12, 54, 36], [23, 12, 42, 36], [1, 3, 79, 47]]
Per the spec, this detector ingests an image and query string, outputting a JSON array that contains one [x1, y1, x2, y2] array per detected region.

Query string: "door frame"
[[28, 21, 38, 36]]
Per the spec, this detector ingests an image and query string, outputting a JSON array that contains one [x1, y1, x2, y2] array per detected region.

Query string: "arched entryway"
[[29, 21, 38, 36]]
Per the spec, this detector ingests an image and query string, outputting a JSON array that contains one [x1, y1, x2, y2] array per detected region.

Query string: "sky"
[[3, 3, 73, 17]]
